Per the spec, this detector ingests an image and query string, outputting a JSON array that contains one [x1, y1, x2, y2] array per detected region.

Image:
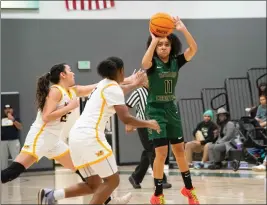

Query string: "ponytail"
[[36, 73, 51, 111]]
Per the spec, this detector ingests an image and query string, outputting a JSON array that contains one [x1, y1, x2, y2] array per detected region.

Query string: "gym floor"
[[1, 166, 266, 204]]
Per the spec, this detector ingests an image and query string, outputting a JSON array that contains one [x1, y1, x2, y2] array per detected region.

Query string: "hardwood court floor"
[[1, 166, 266, 204]]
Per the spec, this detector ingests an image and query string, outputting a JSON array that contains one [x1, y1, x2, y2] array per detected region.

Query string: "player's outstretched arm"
[[120, 71, 146, 95], [141, 32, 159, 70], [114, 105, 160, 133], [72, 84, 98, 97], [173, 16, 198, 61]]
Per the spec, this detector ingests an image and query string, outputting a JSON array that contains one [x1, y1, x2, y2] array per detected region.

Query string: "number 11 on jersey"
[[164, 80, 172, 94]]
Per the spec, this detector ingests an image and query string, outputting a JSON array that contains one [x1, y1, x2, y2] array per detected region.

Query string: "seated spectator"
[[185, 110, 218, 169], [255, 95, 267, 128], [208, 107, 237, 169], [246, 83, 267, 118], [252, 156, 266, 172]]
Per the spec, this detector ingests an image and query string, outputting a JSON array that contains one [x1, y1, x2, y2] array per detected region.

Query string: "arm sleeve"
[[126, 90, 140, 108], [176, 53, 188, 71], [102, 85, 125, 107]]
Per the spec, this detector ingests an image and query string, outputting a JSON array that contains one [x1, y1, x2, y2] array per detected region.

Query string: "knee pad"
[[1, 162, 26, 183]]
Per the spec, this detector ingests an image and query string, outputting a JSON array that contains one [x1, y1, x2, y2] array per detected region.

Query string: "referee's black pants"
[[131, 128, 169, 183]]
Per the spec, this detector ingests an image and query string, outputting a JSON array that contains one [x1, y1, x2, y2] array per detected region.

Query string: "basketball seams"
[[150, 17, 175, 29], [150, 21, 174, 30]]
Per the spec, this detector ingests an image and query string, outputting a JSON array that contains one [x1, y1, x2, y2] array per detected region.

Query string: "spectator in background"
[[1, 105, 22, 170], [255, 95, 267, 128], [258, 82, 267, 97], [247, 82, 267, 118], [185, 110, 218, 169], [126, 76, 172, 189], [208, 107, 237, 169]]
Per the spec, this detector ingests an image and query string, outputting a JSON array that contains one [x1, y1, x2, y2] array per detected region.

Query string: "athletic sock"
[[53, 189, 65, 200], [104, 196, 112, 204], [181, 170, 193, 190], [154, 178, 163, 196]]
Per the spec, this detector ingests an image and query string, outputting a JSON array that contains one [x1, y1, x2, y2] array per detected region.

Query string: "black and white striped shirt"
[[126, 87, 148, 120]]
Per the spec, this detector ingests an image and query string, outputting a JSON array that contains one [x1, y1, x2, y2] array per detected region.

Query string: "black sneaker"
[[128, 175, 141, 189], [163, 181, 172, 189], [208, 162, 222, 170]]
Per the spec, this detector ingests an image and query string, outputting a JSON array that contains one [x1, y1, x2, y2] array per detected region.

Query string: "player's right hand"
[[67, 99, 80, 110], [149, 29, 160, 41], [148, 120, 161, 134]]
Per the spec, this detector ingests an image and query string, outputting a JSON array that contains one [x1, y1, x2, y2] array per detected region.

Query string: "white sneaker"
[[109, 192, 132, 204], [252, 164, 266, 172]]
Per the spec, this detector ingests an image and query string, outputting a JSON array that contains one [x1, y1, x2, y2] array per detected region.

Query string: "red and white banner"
[[65, 0, 115, 11]]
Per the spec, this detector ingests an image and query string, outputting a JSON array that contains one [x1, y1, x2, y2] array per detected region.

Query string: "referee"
[[126, 80, 172, 189]]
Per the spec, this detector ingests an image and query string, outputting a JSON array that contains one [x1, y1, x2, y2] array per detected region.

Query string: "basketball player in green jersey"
[[142, 17, 199, 204]]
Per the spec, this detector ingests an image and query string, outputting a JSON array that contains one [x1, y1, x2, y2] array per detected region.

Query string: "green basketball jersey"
[[147, 56, 179, 103]]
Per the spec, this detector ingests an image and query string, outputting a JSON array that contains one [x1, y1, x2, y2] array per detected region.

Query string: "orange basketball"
[[149, 13, 174, 37]]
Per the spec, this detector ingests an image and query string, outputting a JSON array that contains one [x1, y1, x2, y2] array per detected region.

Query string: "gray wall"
[[2, 18, 266, 166]]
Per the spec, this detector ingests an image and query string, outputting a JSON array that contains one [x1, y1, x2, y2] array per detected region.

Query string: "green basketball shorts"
[[145, 101, 184, 143]]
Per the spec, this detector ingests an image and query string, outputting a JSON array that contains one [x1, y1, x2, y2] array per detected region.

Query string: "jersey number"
[[60, 112, 71, 122], [164, 80, 172, 94], [60, 102, 71, 122]]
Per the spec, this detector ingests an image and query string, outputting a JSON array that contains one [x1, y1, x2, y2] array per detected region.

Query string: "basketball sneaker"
[[37, 188, 56, 205], [181, 187, 199, 204], [38, 188, 132, 205], [109, 192, 132, 204], [252, 164, 266, 172], [150, 194, 165, 204]]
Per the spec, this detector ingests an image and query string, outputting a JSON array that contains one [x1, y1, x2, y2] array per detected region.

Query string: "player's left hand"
[[173, 16, 187, 31], [133, 70, 147, 87]]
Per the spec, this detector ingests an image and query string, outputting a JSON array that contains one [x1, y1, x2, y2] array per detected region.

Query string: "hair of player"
[[146, 33, 182, 57], [107, 56, 124, 69], [36, 63, 66, 111], [97, 57, 124, 81]]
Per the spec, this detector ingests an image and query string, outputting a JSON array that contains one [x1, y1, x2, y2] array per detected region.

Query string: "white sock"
[[53, 189, 65, 200]]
